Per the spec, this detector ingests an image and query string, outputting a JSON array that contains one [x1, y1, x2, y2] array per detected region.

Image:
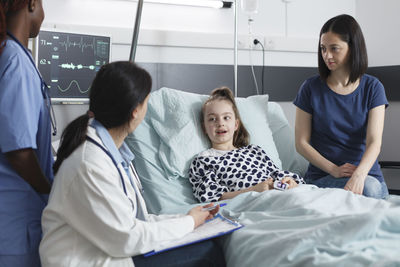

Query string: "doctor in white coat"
[[39, 61, 225, 267]]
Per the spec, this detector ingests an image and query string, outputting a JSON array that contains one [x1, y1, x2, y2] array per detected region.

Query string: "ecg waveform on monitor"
[[58, 36, 95, 53], [38, 30, 111, 99], [56, 80, 90, 94], [59, 63, 96, 70]]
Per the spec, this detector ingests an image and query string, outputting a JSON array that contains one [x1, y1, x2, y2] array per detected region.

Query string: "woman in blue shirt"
[[294, 14, 389, 199], [0, 0, 54, 266]]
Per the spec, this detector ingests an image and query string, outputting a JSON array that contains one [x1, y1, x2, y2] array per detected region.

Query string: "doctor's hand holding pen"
[[188, 203, 220, 228]]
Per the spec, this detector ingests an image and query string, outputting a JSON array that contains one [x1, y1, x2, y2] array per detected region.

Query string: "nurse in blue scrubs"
[[0, 0, 54, 266]]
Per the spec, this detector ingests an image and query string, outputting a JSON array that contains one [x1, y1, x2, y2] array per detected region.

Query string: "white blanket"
[[222, 185, 400, 266], [165, 185, 400, 266]]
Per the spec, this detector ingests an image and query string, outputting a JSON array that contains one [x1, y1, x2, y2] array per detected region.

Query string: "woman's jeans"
[[308, 175, 389, 199], [132, 240, 226, 267]]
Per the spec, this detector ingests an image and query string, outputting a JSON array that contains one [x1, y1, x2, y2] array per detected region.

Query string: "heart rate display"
[[36, 30, 111, 102], [58, 36, 95, 53]]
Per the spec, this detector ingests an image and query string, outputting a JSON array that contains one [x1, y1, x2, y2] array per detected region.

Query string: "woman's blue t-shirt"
[[293, 74, 388, 182]]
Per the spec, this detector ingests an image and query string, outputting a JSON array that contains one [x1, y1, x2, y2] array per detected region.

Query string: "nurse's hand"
[[188, 204, 219, 228]]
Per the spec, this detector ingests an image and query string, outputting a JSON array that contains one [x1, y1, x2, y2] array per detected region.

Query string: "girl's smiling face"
[[203, 99, 238, 150]]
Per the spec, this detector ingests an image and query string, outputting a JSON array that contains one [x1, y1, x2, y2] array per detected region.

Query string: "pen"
[[202, 203, 227, 211]]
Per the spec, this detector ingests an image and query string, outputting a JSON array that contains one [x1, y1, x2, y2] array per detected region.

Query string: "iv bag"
[[241, 0, 258, 14]]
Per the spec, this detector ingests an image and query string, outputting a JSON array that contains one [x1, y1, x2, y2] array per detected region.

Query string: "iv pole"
[[129, 0, 144, 62], [129, 0, 236, 94], [234, 0, 238, 97]]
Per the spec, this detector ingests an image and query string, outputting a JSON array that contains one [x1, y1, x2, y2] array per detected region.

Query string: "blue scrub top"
[[0, 38, 54, 255], [293, 74, 388, 183]]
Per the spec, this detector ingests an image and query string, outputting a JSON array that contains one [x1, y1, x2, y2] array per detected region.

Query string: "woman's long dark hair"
[[202, 87, 250, 148], [0, 0, 29, 55], [53, 61, 152, 174]]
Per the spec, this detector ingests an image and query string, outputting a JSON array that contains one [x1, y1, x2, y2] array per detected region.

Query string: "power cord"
[[247, 17, 260, 95], [253, 38, 265, 95], [249, 48, 260, 95]]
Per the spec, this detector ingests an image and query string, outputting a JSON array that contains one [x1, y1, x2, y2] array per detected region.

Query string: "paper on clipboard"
[[144, 214, 243, 257]]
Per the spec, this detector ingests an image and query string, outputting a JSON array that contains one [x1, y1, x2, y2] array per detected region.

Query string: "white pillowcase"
[[147, 87, 282, 180]]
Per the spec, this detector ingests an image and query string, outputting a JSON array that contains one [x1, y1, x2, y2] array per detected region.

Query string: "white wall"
[[356, 0, 400, 67], [42, 0, 356, 141], [42, 0, 355, 67], [355, 0, 400, 161]]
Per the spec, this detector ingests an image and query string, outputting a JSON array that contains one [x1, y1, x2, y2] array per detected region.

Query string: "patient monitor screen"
[[36, 30, 111, 102]]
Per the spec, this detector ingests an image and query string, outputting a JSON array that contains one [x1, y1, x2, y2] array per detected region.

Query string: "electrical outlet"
[[264, 37, 275, 50], [237, 35, 264, 50]]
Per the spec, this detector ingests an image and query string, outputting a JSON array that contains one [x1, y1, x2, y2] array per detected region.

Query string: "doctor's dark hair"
[[0, 0, 30, 55], [201, 87, 249, 148], [318, 14, 368, 84], [53, 61, 152, 174]]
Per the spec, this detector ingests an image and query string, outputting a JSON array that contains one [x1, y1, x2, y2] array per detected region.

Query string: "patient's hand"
[[332, 163, 357, 178], [281, 177, 298, 189], [219, 178, 274, 201], [254, 178, 273, 192]]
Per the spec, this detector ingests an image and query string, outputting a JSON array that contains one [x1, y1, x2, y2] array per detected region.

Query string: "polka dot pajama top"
[[189, 144, 305, 202]]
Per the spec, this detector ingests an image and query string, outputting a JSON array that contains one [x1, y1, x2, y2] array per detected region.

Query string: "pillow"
[[126, 117, 198, 214], [147, 87, 282, 180], [267, 102, 308, 176]]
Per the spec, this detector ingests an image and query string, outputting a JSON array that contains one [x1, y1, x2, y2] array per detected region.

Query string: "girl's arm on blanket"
[[255, 145, 305, 184], [219, 179, 273, 200]]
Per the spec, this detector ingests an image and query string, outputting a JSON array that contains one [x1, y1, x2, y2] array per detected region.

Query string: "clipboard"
[[144, 214, 243, 257]]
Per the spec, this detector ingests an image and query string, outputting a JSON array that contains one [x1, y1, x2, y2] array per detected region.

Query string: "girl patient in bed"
[[189, 87, 305, 202]]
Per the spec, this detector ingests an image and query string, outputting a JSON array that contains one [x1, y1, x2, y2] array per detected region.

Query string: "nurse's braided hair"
[[0, 0, 29, 55], [53, 61, 152, 174], [201, 87, 249, 148]]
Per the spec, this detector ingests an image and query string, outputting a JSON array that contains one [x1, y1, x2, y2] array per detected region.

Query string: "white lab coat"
[[39, 127, 194, 267]]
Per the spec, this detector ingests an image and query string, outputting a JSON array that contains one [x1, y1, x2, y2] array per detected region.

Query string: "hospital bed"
[[125, 87, 400, 266]]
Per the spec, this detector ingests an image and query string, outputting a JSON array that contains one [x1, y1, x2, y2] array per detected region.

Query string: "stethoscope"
[[6, 31, 57, 136], [86, 136, 144, 210]]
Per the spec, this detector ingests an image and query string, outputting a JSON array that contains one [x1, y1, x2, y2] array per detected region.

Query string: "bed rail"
[[379, 161, 400, 195]]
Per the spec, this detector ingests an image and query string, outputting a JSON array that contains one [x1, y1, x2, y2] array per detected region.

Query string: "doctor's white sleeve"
[[62, 162, 194, 258]]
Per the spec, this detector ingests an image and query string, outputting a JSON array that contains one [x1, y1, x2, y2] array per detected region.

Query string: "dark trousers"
[[0, 252, 41, 267], [132, 240, 226, 267]]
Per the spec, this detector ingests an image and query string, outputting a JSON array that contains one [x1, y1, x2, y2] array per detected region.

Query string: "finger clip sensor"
[[273, 180, 288, 191]]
